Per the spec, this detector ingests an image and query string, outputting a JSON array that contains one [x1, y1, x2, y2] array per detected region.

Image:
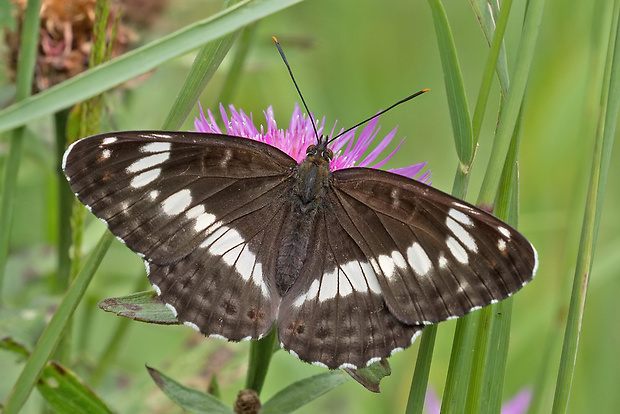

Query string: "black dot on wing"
[[247, 308, 265, 322], [316, 326, 331, 340], [223, 300, 237, 316]]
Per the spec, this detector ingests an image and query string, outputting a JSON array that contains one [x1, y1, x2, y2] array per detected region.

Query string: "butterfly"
[[62, 127, 538, 370]]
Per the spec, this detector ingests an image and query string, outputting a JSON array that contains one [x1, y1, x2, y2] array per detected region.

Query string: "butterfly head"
[[305, 136, 333, 164]]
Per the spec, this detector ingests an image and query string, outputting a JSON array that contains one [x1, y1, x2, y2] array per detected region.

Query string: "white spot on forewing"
[[498, 226, 511, 238], [338, 362, 357, 370], [195, 213, 216, 232], [391, 251, 407, 270], [102, 137, 117, 145], [130, 168, 161, 188], [101, 149, 111, 160], [151, 281, 160, 295], [162, 189, 192, 215], [446, 216, 478, 252], [141, 142, 171, 153], [185, 204, 215, 232], [446, 237, 468, 264], [149, 190, 159, 200], [150, 133, 173, 139], [240, 336, 252, 342], [186, 204, 204, 219], [449, 208, 474, 226], [312, 361, 329, 368], [378, 255, 396, 280], [438, 253, 447, 268], [220, 149, 233, 167], [126, 152, 170, 173], [452, 201, 479, 214], [407, 243, 432, 276], [209, 333, 228, 341], [498, 239, 507, 252], [165, 303, 178, 317]]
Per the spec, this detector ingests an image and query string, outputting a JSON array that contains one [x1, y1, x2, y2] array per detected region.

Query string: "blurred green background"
[[1, 0, 618, 413]]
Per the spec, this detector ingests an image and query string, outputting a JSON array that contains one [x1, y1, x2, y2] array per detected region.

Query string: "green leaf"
[[98, 291, 180, 325], [552, 1, 620, 411], [344, 358, 391, 393], [476, 0, 546, 208], [0, 0, 305, 134], [261, 371, 351, 414], [0, 337, 30, 360], [3, 232, 113, 414], [2, 337, 113, 413], [37, 362, 113, 414], [147, 366, 233, 414], [427, 0, 474, 168]]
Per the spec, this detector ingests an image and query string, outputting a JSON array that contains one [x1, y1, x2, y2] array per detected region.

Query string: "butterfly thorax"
[[275, 142, 333, 296]]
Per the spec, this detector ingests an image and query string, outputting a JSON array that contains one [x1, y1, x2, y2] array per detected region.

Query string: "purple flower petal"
[[193, 103, 431, 182], [501, 388, 532, 414]]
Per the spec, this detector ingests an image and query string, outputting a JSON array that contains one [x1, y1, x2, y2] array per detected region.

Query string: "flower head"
[[194, 103, 431, 183]]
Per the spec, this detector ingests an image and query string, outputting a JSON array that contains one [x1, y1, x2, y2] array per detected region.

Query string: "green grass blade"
[[3, 232, 113, 414], [218, 23, 259, 105], [477, 0, 546, 208], [470, 0, 513, 143], [162, 0, 243, 130], [470, 0, 510, 94], [0, 0, 41, 307], [440, 313, 478, 414], [408, 3, 476, 410], [466, 119, 522, 413], [0, 0, 305, 134], [405, 326, 436, 414], [552, 2, 620, 411], [245, 328, 278, 395], [427, 0, 474, 168]]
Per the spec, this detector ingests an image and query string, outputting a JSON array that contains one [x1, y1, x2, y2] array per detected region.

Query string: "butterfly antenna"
[[273, 36, 322, 143], [326, 88, 430, 145]]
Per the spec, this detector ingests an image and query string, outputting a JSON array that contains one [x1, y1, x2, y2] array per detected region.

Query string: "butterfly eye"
[[306, 145, 317, 156], [323, 148, 333, 161]]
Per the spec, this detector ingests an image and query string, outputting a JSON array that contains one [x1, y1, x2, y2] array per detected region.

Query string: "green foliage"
[[1, 0, 618, 413]]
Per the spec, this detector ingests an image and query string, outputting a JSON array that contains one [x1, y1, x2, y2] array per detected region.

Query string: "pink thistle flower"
[[194, 103, 431, 183]]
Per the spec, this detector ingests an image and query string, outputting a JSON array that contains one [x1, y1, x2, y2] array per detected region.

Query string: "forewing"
[[63, 131, 296, 264], [278, 205, 423, 370], [331, 167, 538, 325]]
